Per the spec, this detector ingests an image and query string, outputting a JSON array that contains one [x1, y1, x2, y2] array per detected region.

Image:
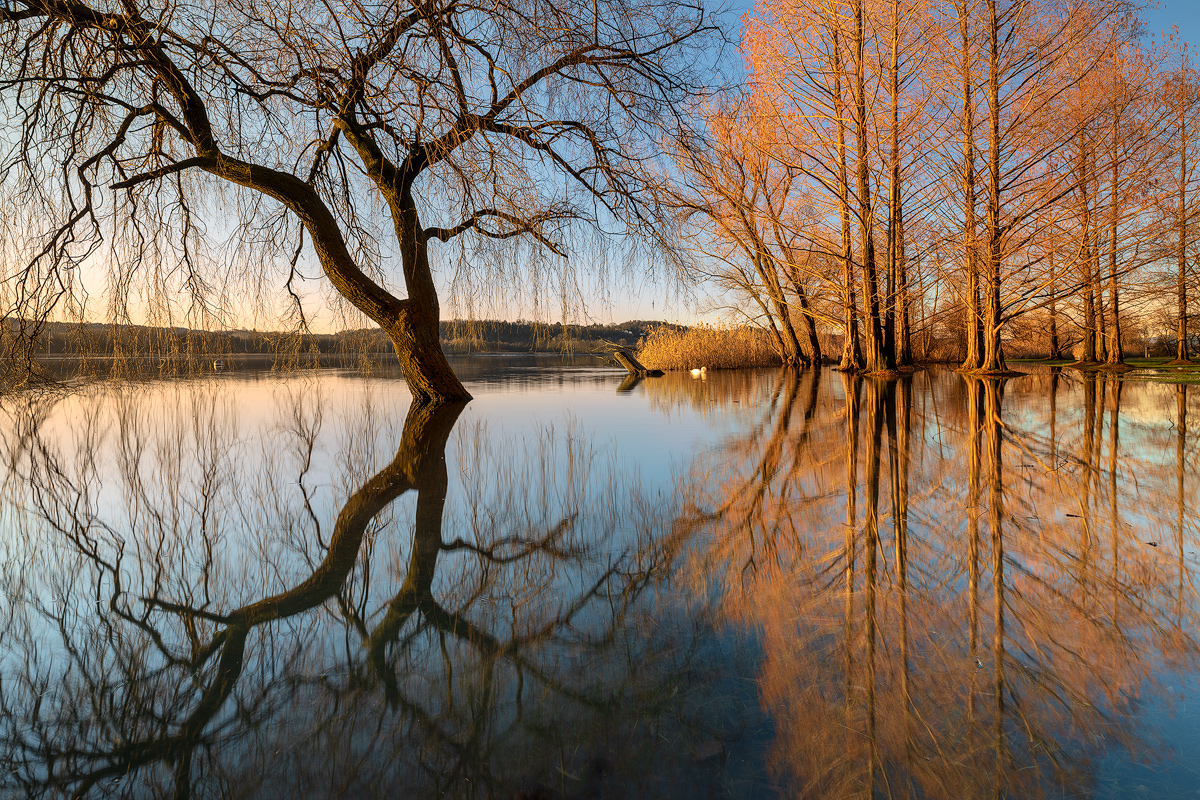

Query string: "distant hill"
[[15, 319, 683, 358]]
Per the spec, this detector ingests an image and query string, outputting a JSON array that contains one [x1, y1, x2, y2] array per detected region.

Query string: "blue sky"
[[1143, 2, 1200, 47]]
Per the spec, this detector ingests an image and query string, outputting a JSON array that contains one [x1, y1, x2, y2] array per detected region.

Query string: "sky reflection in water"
[[0, 358, 1197, 799]]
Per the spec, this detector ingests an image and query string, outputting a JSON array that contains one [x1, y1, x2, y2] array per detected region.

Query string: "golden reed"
[[635, 324, 782, 371]]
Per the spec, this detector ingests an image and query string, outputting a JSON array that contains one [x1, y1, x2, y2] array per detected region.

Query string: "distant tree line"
[[19, 319, 679, 360]]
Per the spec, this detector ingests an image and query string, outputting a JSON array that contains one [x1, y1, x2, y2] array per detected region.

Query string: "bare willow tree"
[[0, 0, 718, 401]]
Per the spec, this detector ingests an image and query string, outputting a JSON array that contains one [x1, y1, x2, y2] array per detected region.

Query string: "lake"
[[1, 357, 1197, 799]]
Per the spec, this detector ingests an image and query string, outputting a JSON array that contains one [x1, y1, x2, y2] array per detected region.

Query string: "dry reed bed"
[[636, 325, 782, 371]]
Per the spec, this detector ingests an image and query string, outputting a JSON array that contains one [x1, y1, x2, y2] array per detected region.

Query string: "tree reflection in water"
[[671, 368, 1200, 799], [2, 369, 1199, 799], [0, 382, 718, 799]]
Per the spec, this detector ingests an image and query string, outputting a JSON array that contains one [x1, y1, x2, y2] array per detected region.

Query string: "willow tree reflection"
[[0, 382, 712, 799], [681, 370, 1200, 799]]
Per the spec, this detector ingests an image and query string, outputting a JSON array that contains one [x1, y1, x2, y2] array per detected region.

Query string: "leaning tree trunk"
[[782, 257, 824, 365], [798, 294, 823, 366], [760, 256, 807, 366]]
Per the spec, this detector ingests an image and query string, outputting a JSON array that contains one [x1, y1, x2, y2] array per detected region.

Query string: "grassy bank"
[[636, 324, 781, 371]]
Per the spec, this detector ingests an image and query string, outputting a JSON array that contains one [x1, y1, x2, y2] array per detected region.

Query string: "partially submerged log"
[[614, 349, 663, 377]]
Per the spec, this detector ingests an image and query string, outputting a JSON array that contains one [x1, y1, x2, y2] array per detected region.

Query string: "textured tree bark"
[[342, 129, 472, 403]]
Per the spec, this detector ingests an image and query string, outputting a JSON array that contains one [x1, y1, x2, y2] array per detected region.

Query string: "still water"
[[1, 357, 1198, 799]]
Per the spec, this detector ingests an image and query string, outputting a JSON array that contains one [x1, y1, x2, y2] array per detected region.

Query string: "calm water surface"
[[1, 357, 1198, 798]]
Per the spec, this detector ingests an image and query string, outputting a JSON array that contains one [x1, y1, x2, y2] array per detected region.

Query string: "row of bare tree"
[[672, 0, 1200, 371]]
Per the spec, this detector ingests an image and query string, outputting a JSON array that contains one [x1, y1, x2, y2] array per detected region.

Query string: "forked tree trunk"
[[757, 252, 806, 366]]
